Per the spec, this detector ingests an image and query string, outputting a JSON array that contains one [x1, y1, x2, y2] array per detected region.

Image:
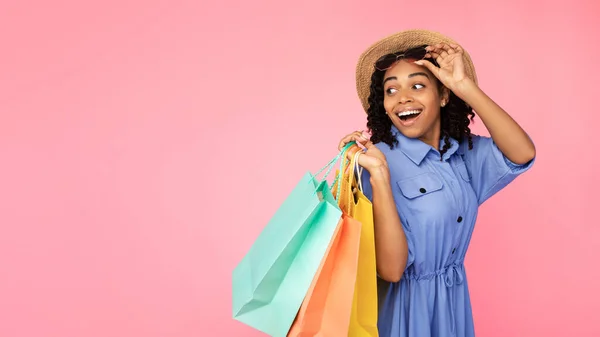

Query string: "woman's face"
[[382, 59, 448, 147]]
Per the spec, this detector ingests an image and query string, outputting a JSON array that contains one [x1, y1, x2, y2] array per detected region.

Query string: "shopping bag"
[[232, 142, 355, 337], [333, 150, 379, 337], [287, 212, 361, 337]]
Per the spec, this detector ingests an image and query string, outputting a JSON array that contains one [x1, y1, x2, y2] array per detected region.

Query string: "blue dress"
[[359, 126, 534, 337]]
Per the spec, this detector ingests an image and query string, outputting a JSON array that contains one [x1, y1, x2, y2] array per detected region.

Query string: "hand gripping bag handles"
[[232, 142, 356, 337], [287, 144, 363, 337]]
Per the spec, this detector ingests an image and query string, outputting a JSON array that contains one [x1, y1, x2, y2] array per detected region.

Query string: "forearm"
[[455, 80, 536, 165], [369, 166, 409, 282]]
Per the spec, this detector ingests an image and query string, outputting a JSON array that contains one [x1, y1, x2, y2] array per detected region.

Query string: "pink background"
[[1, 0, 598, 336]]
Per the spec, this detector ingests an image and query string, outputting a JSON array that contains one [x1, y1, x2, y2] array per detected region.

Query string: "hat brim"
[[355, 29, 478, 113]]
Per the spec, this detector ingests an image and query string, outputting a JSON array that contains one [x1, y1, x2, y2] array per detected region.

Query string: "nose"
[[398, 89, 413, 104]]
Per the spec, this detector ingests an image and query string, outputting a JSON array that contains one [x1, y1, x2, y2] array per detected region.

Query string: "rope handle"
[[354, 150, 364, 193], [334, 143, 365, 210], [312, 141, 357, 191]]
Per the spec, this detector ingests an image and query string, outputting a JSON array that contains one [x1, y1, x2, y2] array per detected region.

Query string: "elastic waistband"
[[404, 263, 464, 287]]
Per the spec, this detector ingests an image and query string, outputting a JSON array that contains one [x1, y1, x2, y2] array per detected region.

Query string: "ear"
[[440, 86, 450, 107]]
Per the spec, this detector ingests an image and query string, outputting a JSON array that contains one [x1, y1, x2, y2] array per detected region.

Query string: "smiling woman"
[[337, 29, 536, 337]]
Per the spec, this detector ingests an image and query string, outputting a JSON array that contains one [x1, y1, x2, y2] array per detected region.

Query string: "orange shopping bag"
[[287, 214, 361, 336]]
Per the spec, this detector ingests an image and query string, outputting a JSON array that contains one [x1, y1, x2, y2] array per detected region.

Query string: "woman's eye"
[[413, 83, 425, 90], [386, 88, 397, 95]]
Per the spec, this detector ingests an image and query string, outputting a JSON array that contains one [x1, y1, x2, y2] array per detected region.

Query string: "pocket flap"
[[396, 173, 443, 199]]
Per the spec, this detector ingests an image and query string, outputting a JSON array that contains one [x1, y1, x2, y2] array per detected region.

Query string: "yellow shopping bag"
[[333, 148, 379, 337]]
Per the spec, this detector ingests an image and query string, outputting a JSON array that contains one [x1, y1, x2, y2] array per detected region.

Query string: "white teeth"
[[397, 110, 422, 117]]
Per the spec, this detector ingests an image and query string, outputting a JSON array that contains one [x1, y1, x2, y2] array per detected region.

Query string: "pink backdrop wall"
[[1, 0, 598, 336]]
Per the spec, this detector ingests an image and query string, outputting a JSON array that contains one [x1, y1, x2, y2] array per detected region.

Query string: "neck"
[[418, 120, 441, 150]]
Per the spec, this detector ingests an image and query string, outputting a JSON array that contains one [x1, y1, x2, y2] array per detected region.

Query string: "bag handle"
[[334, 144, 363, 211], [312, 141, 356, 189], [354, 150, 364, 193]]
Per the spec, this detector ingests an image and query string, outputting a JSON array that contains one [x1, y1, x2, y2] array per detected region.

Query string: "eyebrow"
[[383, 72, 430, 85]]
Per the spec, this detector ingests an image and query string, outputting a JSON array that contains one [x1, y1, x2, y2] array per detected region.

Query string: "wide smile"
[[396, 109, 422, 127]]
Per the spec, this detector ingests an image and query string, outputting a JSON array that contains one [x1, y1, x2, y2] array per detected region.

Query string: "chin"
[[394, 125, 424, 139], [403, 130, 422, 138]]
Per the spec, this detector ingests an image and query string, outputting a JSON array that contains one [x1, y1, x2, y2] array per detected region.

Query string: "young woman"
[[339, 29, 535, 337]]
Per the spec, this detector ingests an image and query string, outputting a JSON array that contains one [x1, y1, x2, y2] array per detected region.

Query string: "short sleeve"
[[461, 134, 535, 205]]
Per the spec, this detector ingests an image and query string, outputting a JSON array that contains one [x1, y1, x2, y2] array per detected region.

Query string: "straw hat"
[[355, 29, 478, 113]]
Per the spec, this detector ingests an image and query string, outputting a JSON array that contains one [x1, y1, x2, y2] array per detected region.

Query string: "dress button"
[[457, 216, 463, 223], [419, 188, 426, 193]]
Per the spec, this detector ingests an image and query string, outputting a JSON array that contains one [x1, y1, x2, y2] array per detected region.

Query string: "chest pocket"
[[396, 172, 444, 199]]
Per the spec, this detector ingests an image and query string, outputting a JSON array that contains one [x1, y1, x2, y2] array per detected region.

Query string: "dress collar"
[[391, 125, 459, 164]]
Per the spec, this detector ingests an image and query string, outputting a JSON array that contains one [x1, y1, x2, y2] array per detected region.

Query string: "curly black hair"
[[366, 45, 475, 159]]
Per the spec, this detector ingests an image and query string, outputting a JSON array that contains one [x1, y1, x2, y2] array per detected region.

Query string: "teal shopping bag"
[[232, 143, 355, 337]]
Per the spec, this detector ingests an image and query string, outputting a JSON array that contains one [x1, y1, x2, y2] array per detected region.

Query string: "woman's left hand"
[[415, 43, 473, 93]]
